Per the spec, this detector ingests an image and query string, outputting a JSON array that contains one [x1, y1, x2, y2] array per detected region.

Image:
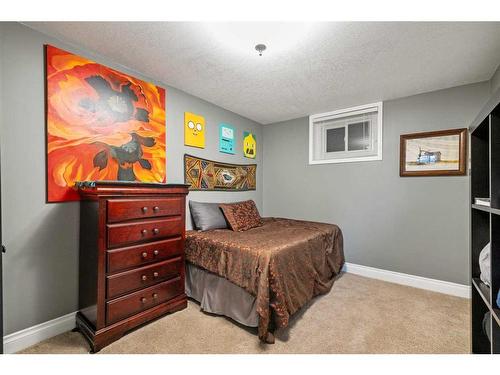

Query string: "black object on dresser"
[[74, 181, 189, 352], [470, 89, 500, 354]]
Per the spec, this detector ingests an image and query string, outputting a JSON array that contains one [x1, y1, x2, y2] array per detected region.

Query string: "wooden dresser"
[[74, 181, 189, 352]]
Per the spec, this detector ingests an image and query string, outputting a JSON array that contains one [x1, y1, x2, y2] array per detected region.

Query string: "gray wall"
[[0, 22, 262, 335], [263, 82, 490, 285], [491, 64, 500, 94]]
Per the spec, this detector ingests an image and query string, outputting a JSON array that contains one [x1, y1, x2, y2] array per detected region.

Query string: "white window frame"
[[309, 102, 383, 165]]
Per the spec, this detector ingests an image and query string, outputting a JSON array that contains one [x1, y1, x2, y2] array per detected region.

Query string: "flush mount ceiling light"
[[202, 22, 317, 58], [255, 44, 266, 56]]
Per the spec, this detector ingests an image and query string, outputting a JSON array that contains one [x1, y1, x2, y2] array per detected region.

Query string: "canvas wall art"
[[243, 131, 256, 159], [400, 128, 467, 176], [184, 154, 256, 191], [184, 112, 205, 148], [45, 45, 166, 203], [219, 123, 235, 154]]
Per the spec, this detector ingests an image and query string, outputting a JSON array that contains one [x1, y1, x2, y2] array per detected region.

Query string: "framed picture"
[[243, 131, 256, 159], [400, 128, 467, 177], [184, 112, 205, 148], [219, 123, 235, 154], [45, 45, 166, 202]]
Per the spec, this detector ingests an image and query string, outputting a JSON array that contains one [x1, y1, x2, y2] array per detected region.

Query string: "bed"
[[185, 217, 344, 342]]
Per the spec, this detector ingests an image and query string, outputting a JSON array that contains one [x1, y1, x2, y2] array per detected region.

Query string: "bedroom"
[[1, 0, 500, 372]]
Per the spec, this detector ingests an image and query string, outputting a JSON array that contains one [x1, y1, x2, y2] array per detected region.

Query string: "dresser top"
[[76, 181, 190, 189], [76, 181, 190, 197]]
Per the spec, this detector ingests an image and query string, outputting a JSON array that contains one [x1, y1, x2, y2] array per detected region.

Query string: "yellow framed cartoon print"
[[184, 112, 205, 148], [243, 131, 256, 159]]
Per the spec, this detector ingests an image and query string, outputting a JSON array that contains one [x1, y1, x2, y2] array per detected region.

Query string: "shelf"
[[471, 97, 500, 355], [471, 204, 500, 216], [472, 204, 491, 213], [472, 278, 492, 309], [472, 278, 500, 328], [494, 309, 500, 328]]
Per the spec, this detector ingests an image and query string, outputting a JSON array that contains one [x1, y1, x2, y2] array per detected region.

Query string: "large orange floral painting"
[[45, 45, 166, 202]]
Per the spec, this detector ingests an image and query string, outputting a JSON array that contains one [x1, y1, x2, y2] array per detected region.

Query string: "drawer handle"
[[153, 228, 159, 235], [153, 250, 159, 256], [152, 293, 158, 299], [141, 252, 148, 259], [142, 206, 148, 213], [153, 206, 159, 212], [153, 272, 159, 278], [141, 275, 147, 281], [141, 229, 148, 236], [141, 297, 147, 304]]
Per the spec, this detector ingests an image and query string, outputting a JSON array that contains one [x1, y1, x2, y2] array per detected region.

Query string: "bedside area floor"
[[18, 273, 470, 354]]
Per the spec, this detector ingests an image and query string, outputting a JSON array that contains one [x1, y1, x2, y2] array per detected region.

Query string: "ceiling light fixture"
[[255, 44, 266, 56], [202, 23, 319, 58]]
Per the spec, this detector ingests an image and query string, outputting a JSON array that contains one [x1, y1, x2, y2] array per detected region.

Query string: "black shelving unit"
[[470, 88, 500, 354]]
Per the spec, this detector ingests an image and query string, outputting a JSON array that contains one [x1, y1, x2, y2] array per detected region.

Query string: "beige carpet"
[[19, 273, 470, 354]]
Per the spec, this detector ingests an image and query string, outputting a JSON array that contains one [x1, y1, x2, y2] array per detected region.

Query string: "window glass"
[[326, 127, 345, 152], [348, 121, 370, 151]]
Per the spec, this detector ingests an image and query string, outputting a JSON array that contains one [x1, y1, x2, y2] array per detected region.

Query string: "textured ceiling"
[[25, 22, 500, 124]]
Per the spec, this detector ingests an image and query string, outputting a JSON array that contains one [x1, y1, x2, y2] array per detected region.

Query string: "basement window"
[[309, 102, 383, 164]]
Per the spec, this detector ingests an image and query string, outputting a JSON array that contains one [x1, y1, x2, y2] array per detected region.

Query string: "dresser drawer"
[[107, 216, 183, 248], [107, 197, 183, 223], [107, 257, 182, 299], [106, 277, 183, 325], [107, 237, 183, 273]]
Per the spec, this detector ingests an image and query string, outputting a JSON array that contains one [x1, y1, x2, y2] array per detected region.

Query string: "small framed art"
[[243, 131, 256, 159], [219, 123, 235, 154], [184, 112, 205, 148], [400, 128, 467, 177]]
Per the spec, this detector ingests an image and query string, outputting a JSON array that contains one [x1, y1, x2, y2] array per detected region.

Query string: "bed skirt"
[[185, 262, 259, 327]]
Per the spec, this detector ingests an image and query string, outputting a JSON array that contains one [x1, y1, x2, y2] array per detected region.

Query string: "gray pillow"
[[189, 201, 228, 231]]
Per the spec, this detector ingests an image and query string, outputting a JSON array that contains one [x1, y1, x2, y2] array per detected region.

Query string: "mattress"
[[185, 217, 344, 341]]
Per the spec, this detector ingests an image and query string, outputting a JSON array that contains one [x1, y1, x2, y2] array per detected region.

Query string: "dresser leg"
[[85, 338, 101, 354]]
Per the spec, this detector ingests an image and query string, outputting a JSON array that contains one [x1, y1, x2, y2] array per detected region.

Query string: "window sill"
[[308, 155, 383, 165]]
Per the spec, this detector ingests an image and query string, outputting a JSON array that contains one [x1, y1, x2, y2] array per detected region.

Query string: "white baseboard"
[[3, 311, 77, 354], [343, 262, 470, 299]]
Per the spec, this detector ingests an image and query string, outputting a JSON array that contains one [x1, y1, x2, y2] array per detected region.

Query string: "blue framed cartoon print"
[[219, 123, 235, 154]]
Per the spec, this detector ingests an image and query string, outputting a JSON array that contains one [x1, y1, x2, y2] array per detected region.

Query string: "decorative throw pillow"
[[219, 200, 263, 232], [189, 201, 228, 231]]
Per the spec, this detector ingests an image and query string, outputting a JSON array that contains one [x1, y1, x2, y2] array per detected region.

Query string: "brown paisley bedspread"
[[185, 217, 344, 341]]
